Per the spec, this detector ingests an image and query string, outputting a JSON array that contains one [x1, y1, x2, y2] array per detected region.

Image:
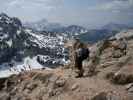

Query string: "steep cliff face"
[[0, 13, 28, 63], [0, 13, 69, 72]]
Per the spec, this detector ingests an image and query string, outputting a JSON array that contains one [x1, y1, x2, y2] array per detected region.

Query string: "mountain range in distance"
[[24, 19, 133, 43], [24, 18, 133, 32]]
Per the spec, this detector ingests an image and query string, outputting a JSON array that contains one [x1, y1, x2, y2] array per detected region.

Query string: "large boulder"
[[91, 91, 121, 100], [111, 64, 133, 84], [0, 93, 10, 100]]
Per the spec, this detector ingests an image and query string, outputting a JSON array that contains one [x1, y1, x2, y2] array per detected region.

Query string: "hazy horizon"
[[0, 0, 133, 29]]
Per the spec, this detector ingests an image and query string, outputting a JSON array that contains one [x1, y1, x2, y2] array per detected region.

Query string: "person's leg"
[[78, 61, 84, 77], [75, 58, 84, 77]]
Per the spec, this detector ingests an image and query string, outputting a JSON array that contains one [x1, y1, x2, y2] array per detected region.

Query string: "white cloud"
[[88, 0, 133, 13], [0, 0, 132, 28], [0, 0, 64, 21], [6, 0, 63, 12], [7, 0, 51, 8], [8, 0, 19, 6]]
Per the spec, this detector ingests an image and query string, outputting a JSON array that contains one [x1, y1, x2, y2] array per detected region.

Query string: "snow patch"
[[6, 39, 12, 47], [0, 27, 2, 31], [17, 30, 21, 35], [0, 34, 8, 40], [0, 56, 52, 78]]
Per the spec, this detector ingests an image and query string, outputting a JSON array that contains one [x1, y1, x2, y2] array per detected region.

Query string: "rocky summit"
[[1, 29, 133, 100]]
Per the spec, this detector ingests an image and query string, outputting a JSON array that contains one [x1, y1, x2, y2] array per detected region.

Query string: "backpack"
[[76, 48, 89, 60]]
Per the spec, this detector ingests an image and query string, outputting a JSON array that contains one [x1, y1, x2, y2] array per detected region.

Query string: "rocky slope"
[[1, 29, 133, 100]]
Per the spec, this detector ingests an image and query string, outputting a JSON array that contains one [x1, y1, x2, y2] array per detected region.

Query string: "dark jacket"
[[76, 48, 89, 61]]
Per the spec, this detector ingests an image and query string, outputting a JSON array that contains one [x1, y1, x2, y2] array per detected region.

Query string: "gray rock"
[[11, 94, 28, 100], [112, 66, 133, 84], [0, 93, 10, 100], [26, 82, 38, 91], [125, 83, 133, 90], [49, 75, 59, 83], [71, 83, 79, 91], [91, 92, 107, 100], [55, 79, 66, 87], [48, 88, 56, 97], [91, 92, 121, 100], [117, 56, 132, 67], [113, 50, 123, 58], [23, 89, 31, 94], [128, 87, 133, 93], [125, 83, 133, 93]]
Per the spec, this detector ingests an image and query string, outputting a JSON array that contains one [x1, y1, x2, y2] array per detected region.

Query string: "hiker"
[[72, 39, 90, 77]]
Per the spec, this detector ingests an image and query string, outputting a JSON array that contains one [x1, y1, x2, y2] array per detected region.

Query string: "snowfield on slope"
[[0, 57, 52, 78]]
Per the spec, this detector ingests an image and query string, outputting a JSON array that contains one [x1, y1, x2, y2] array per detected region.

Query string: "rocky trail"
[[0, 67, 132, 100]]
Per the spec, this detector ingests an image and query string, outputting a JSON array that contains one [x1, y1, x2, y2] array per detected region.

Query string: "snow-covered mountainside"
[[24, 29, 69, 66], [51, 25, 88, 35], [62, 25, 88, 36], [0, 13, 69, 77]]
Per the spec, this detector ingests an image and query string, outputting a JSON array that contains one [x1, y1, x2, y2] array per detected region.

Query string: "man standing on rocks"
[[72, 38, 90, 77]]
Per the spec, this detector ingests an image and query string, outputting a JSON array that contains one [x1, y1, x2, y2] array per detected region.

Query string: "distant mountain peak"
[[0, 13, 8, 18], [102, 22, 130, 31], [37, 18, 48, 23], [67, 25, 86, 30], [24, 19, 88, 36]]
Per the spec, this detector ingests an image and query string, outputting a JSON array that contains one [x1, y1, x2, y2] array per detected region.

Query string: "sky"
[[0, 0, 133, 29]]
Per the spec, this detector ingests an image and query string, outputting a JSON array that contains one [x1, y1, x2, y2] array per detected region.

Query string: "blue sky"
[[0, 0, 133, 29]]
